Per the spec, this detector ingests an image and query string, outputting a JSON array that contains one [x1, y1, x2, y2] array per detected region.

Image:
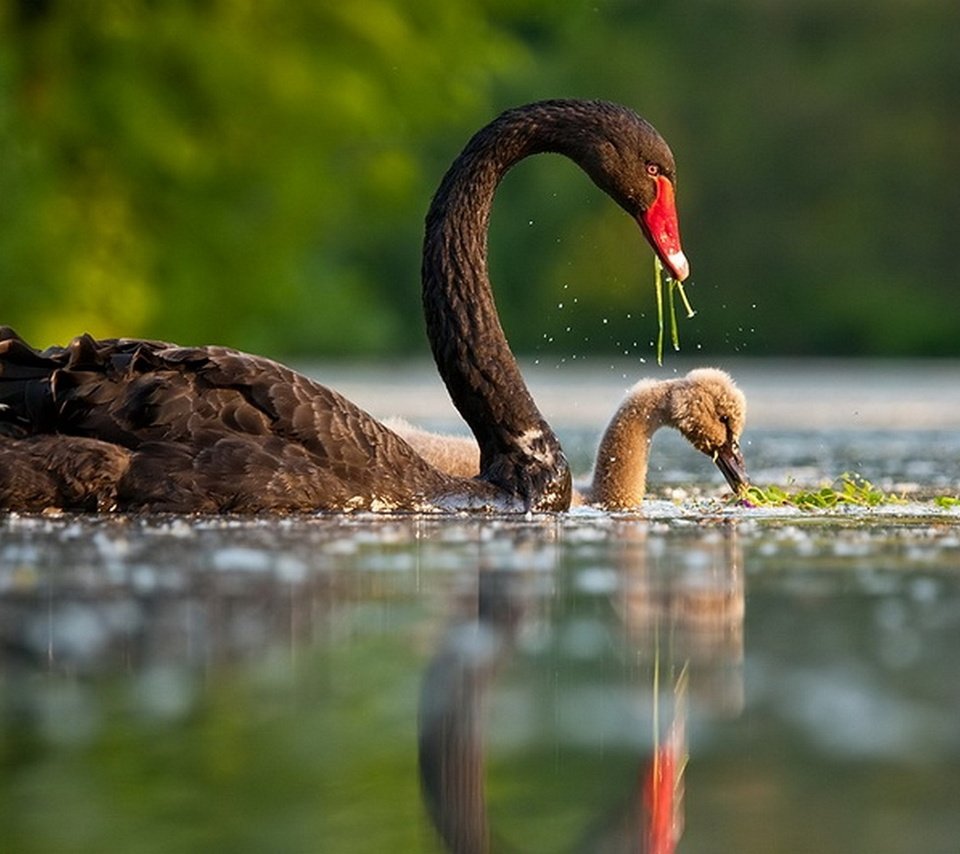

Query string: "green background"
[[2, 0, 957, 359]]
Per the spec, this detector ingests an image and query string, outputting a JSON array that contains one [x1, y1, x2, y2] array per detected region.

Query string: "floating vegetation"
[[933, 495, 960, 510], [742, 473, 905, 510], [654, 257, 695, 365]]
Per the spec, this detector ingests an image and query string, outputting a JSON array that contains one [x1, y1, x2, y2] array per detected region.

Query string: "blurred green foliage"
[[1, 0, 957, 358], [0, 636, 441, 853]]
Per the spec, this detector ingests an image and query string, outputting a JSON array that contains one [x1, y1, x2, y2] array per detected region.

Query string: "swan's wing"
[[2, 330, 394, 456], [1, 330, 451, 511], [0, 434, 130, 511]]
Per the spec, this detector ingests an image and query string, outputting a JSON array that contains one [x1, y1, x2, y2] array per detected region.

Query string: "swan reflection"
[[418, 525, 744, 853], [1, 515, 954, 850]]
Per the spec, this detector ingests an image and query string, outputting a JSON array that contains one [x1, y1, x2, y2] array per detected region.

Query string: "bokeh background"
[[2, 0, 957, 360]]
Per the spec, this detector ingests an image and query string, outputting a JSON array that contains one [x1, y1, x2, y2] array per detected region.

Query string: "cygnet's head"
[[668, 368, 748, 493]]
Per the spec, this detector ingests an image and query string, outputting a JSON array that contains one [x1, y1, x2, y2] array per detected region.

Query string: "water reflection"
[[0, 515, 958, 852], [418, 526, 744, 853]]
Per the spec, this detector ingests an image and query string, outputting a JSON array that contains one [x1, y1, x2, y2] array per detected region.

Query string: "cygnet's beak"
[[713, 441, 749, 495]]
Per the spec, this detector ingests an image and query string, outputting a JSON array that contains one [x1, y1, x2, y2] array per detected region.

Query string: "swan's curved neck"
[[421, 104, 582, 508], [588, 381, 672, 509]]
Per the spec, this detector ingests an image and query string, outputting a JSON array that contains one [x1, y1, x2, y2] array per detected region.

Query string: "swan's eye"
[[645, 163, 660, 177], [719, 415, 729, 425]]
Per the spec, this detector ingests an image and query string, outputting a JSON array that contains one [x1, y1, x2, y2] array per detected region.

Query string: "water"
[[0, 360, 958, 853]]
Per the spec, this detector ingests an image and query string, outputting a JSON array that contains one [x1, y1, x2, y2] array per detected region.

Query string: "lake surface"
[[1, 359, 958, 853]]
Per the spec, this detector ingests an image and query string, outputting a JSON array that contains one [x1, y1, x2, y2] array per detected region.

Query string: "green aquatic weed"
[[933, 495, 960, 509], [743, 473, 904, 510], [654, 257, 695, 365]]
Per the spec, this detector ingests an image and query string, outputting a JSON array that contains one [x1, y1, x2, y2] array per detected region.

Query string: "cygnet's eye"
[[719, 414, 729, 426], [645, 162, 660, 177]]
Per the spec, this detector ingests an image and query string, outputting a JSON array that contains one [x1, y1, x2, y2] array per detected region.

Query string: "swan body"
[[388, 368, 749, 510], [0, 331, 478, 513], [0, 100, 689, 513]]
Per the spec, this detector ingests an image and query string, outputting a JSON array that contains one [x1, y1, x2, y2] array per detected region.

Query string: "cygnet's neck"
[[586, 379, 673, 509]]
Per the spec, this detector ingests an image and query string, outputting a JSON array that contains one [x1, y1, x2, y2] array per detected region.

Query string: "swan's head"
[[667, 369, 749, 494], [572, 101, 689, 281]]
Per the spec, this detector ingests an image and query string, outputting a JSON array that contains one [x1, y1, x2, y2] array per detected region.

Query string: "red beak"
[[639, 175, 689, 281]]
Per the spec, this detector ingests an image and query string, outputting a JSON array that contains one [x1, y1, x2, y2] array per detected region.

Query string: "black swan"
[[386, 368, 748, 510], [0, 99, 689, 513]]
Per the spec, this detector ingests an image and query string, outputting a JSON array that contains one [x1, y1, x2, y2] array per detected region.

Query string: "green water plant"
[[933, 495, 960, 510], [742, 473, 903, 510], [654, 257, 696, 365]]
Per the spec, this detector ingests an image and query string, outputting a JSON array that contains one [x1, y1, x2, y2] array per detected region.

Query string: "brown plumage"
[[0, 100, 689, 513], [388, 369, 749, 510]]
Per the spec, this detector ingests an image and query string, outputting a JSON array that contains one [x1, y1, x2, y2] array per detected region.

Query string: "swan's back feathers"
[[1, 327, 463, 512], [0, 435, 131, 512]]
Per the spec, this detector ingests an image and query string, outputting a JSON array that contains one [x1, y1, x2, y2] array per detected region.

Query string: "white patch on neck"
[[517, 427, 554, 465]]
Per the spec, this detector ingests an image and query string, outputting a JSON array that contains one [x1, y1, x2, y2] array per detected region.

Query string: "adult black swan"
[[0, 99, 689, 513]]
